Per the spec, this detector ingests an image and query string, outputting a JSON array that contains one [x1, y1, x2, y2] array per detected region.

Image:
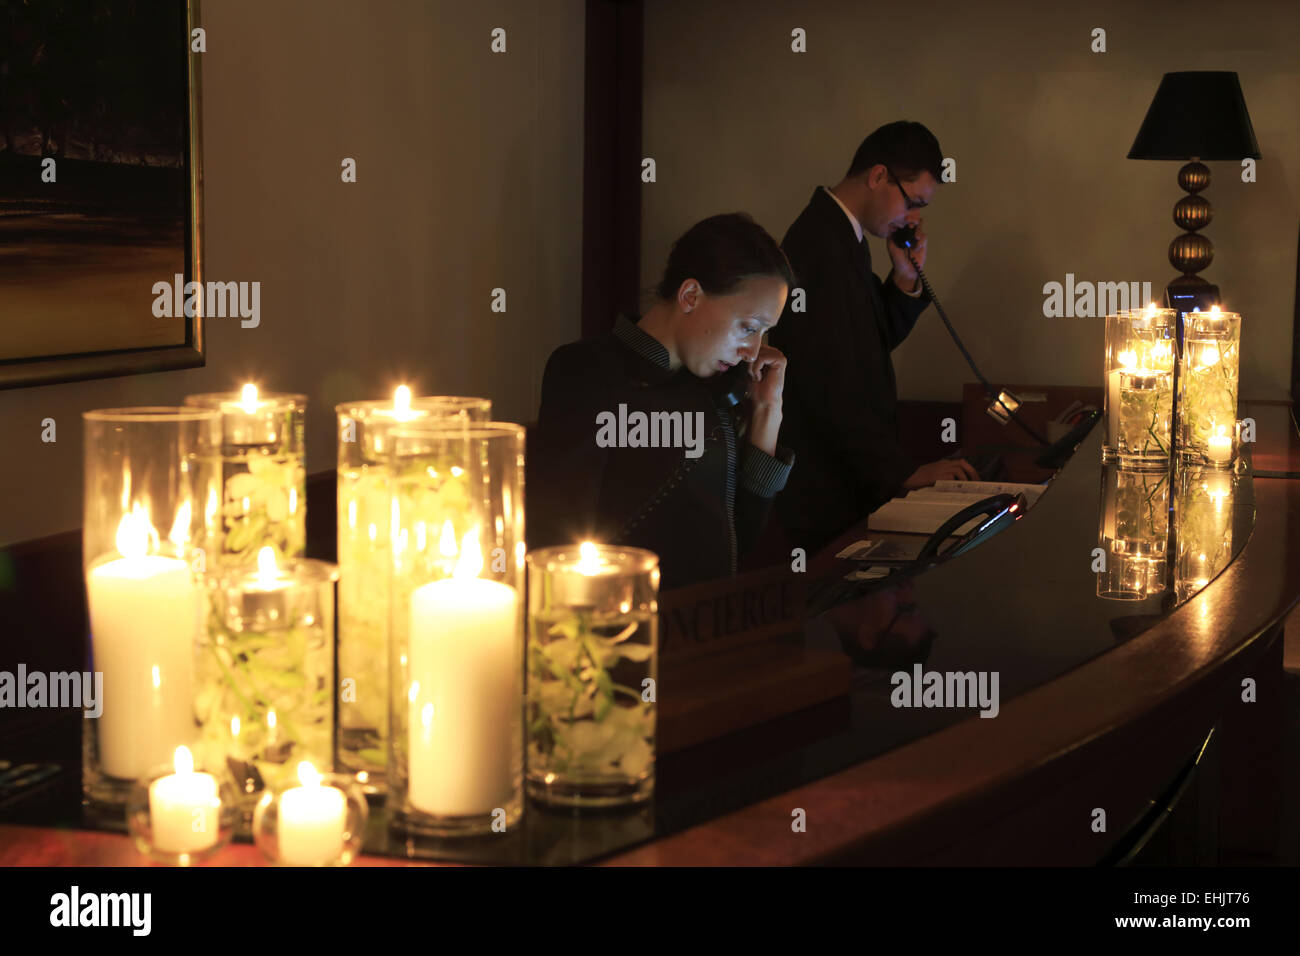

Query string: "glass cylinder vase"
[[525, 543, 659, 809], [1178, 308, 1241, 464], [1173, 462, 1235, 601], [334, 392, 491, 791], [385, 421, 524, 838], [184, 387, 307, 569], [193, 549, 338, 814], [1095, 463, 1169, 600], [1103, 307, 1176, 463], [82, 407, 221, 822]]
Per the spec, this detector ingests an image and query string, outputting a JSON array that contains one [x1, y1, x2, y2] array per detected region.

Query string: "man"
[[770, 120, 976, 554]]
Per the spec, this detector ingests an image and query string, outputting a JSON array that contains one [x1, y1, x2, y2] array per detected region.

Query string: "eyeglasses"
[[888, 170, 926, 211]]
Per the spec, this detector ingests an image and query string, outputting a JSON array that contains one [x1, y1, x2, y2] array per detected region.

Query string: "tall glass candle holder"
[[194, 548, 338, 814], [82, 407, 221, 821], [1103, 307, 1176, 463], [386, 422, 524, 838], [1095, 463, 1169, 600], [184, 386, 306, 568], [1178, 308, 1241, 464], [1116, 369, 1173, 468], [335, 392, 491, 790], [526, 543, 659, 809], [1173, 462, 1235, 601]]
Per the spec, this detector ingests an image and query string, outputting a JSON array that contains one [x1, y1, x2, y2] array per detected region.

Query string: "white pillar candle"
[[407, 538, 519, 817], [278, 763, 346, 865], [87, 511, 198, 781], [149, 746, 219, 854]]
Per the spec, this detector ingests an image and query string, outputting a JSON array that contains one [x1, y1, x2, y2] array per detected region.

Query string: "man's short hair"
[[846, 121, 943, 181]]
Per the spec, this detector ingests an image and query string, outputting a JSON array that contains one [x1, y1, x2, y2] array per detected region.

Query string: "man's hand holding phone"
[[888, 219, 926, 292]]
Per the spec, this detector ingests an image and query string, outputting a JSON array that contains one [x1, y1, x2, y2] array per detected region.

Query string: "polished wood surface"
[[596, 400, 1295, 864], [2, 402, 1295, 866]]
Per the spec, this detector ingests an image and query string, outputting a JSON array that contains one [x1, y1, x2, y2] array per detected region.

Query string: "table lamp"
[[1127, 71, 1260, 307]]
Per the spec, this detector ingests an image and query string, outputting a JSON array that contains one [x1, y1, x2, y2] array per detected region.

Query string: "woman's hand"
[[748, 343, 786, 409], [747, 344, 786, 456]]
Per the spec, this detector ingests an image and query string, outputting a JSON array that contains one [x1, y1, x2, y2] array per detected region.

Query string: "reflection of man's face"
[[824, 580, 935, 666], [866, 168, 939, 240]]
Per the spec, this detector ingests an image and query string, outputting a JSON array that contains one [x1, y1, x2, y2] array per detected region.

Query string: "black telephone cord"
[[904, 249, 1051, 448]]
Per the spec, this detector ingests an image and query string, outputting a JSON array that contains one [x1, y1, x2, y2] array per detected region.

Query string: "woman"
[[529, 212, 795, 590]]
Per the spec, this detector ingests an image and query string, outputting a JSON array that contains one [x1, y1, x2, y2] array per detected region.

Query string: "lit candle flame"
[[1118, 349, 1137, 369], [577, 540, 603, 575], [173, 745, 195, 775], [240, 382, 259, 414], [256, 545, 279, 587], [1145, 302, 1157, 318], [393, 385, 413, 421], [453, 529, 484, 578], [115, 503, 157, 559], [296, 761, 322, 787]]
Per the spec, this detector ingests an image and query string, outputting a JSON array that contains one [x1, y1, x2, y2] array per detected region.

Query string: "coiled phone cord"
[[904, 249, 1051, 448]]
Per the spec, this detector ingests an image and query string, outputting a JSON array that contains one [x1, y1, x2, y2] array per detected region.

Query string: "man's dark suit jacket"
[[529, 316, 793, 591], [769, 187, 931, 551]]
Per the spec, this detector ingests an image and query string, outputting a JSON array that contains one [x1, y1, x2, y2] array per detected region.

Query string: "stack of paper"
[[866, 480, 1045, 536]]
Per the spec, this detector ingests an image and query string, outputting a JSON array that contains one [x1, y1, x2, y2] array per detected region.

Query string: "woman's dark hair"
[[654, 212, 796, 302], [846, 120, 943, 180]]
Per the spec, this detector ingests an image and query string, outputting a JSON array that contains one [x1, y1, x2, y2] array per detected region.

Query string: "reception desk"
[[1, 401, 1295, 866]]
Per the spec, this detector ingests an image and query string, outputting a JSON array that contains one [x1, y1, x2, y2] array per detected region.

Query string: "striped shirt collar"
[[613, 314, 672, 370]]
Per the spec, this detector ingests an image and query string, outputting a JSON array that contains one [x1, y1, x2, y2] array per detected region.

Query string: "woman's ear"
[[677, 279, 701, 314]]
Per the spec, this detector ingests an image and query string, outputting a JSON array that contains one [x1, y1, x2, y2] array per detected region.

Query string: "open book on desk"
[[866, 480, 1046, 536]]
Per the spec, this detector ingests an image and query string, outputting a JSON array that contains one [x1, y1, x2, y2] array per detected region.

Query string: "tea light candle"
[[278, 762, 346, 865], [149, 746, 220, 854], [407, 530, 518, 816], [87, 506, 198, 780], [1206, 428, 1232, 464]]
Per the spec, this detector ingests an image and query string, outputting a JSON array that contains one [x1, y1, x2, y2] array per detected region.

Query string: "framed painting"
[[0, 0, 203, 389]]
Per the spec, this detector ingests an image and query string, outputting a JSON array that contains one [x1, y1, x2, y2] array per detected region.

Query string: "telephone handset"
[[711, 360, 751, 409], [915, 492, 1026, 563], [890, 225, 918, 250]]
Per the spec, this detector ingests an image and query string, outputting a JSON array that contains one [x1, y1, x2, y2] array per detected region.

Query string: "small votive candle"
[[149, 746, 220, 853], [1206, 428, 1233, 465], [278, 762, 346, 866], [253, 764, 367, 866]]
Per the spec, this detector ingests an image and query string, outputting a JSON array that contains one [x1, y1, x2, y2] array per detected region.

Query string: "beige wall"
[[642, 0, 1299, 406], [0, 0, 585, 546]]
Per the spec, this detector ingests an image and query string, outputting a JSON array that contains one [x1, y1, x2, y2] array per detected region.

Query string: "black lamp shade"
[[1127, 71, 1261, 161]]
